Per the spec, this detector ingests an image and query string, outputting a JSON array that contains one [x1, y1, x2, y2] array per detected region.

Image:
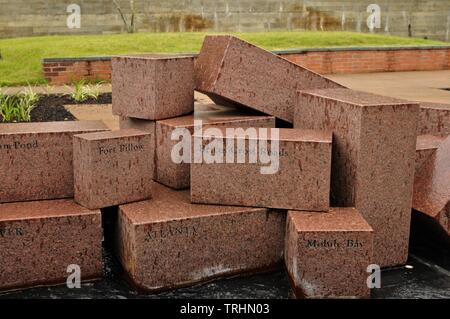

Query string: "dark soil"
[[0, 93, 111, 123], [37, 93, 112, 106]]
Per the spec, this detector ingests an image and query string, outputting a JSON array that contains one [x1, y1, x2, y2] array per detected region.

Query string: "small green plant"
[[86, 82, 102, 100], [0, 86, 39, 122], [0, 93, 17, 122], [69, 80, 102, 103], [70, 80, 89, 102], [16, 87, 39, 121]]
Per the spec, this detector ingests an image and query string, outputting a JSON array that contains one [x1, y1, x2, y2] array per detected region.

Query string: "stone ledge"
[[42, 46, 450, 84], [43, 53, 198, 63], [272, 45, 450, 55], [42, 46, 450, 63]]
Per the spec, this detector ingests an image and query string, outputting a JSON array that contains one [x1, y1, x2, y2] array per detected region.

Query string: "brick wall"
[[43, 57, 112, 85], [43, 46, 450, 85], [281, 47, 450, 74]]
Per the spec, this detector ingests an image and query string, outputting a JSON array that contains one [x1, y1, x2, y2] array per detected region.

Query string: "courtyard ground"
[[328, 70, 450, 105]]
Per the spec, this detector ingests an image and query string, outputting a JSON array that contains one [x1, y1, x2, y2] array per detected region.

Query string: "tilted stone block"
[[195, 36, 343, 123]]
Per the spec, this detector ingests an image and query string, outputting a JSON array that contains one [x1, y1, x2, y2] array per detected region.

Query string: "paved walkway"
[[0, 84, 112, 95], [64, 104, 119, 130], [328, 70, 450, 106]]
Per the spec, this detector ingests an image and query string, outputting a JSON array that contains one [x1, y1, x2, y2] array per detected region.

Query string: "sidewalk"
[[0, 84, 112, 95], [328, 70, 450, 106]]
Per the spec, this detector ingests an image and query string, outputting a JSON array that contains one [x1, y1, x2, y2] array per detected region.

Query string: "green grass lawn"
[[0, 31, 446, 86]]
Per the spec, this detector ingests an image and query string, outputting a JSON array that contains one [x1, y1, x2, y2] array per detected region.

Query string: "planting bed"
[[0, 93, 111, 123]]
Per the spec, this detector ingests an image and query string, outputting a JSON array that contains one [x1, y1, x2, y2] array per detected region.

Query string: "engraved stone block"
[[156, 103, 275, 189], [284, 208, 373, 298], [73, 129, 153, 209], [0, 121, 108, 203], [0, 199, 102, 292], [191, 128, 332, 211], [116, 182, 285, 292]]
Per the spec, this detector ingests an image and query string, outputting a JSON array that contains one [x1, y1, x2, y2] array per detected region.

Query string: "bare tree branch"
[[113, 0, 131, 33]]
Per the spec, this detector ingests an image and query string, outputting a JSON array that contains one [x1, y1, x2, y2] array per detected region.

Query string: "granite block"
[[418, 103, 450, 137], [119, 116, 156, 177], [284, 208, 373, 298], [116, 182, 285, 292], [415, 135, 446, 175], [156, 103, 275, 189], [413, 135, 450, 236], [0, 199, 103, 292], [194, 35, 343, 123], [190, 128, 332, 211], [295, 88, 419, 267], [119, 116, 156, 133], [0, 121, 109, 203], [112, 54, 194, 120], [73, 129, 153, 209]]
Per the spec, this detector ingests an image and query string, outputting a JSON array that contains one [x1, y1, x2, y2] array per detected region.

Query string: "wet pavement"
[[1, 211, 449, 299], [327, 70, 450, 105]]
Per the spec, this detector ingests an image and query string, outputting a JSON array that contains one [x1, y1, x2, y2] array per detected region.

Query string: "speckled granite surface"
[[0, 199, 102, 293], [415, 135, 446, 174], [116, 183, 285, 292], [418, 103, 450, 137], [73, 129, 153, 209], [191, 128, 332, 211], [295, 88, 419, 268], [0, 217, 448, 299], [413, 135, 450, 236], [285, 208, 373, 298], [155, 103, 275, 189], [195, 36, 343, 123], [112, 55, 194, 120], [0, 121, 108, 203]]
